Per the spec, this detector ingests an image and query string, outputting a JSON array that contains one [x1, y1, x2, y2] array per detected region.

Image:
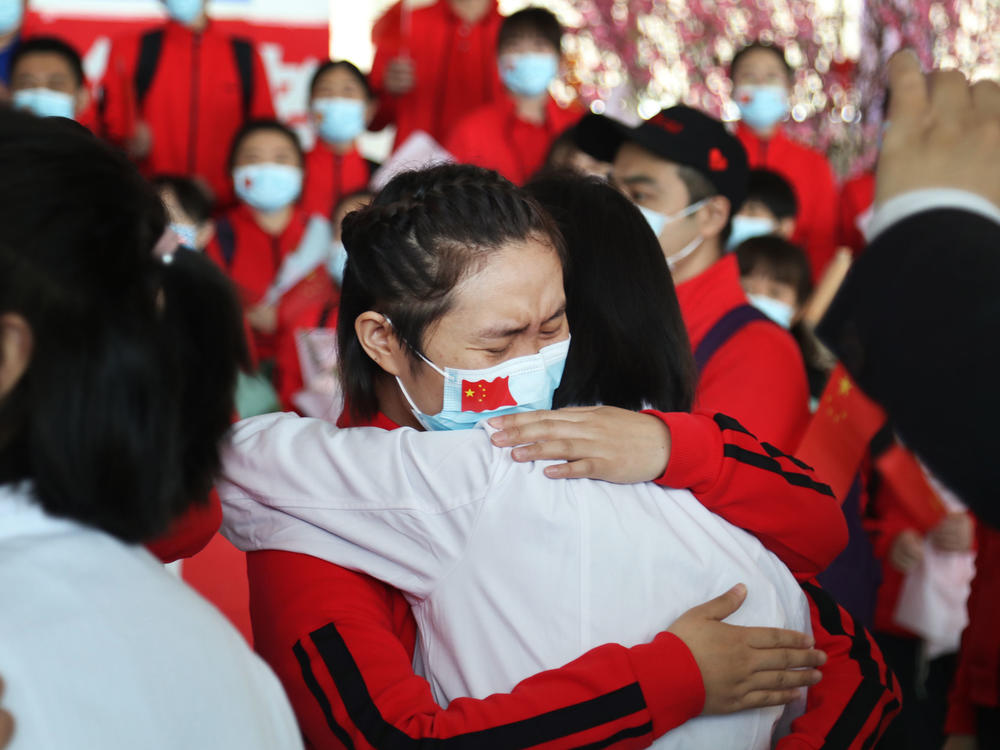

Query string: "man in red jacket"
[[445, 7, 583, 184], [612, 106, 811, 449], [730, 42, 839, 281], [369, 0, 505, 149], [100, 0, 275, 203]]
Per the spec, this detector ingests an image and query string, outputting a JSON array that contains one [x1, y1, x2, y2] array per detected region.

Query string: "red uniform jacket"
[[246, 408, 898, 749], [838, 171, 875, 256], [736, 123, 839, 281], [301, 143, 373, 219], [946, 523, 1000, 734], [676, 254, 811, 451], [445, 95, 583, 184], [100, 20, 274, 202], [205, 204, 312, 359], [369, 0, 505, 148]]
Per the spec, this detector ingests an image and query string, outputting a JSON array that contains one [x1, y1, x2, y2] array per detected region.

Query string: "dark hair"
[[333, 188, 375, 218], [736, 235, 813, 305], [309, 59, 373, 101], [730, 41, 794, 80], [337, 164, 565, 421], [746, 168, 798, 220], [227, 118, 305, 173], [10, 36, 85, 87], [0, 109, 248, 543], [152, 174, 214, 224], [676, 164, 733, 244], [526, 171, 695, 411], [498, 7, 563, 54]]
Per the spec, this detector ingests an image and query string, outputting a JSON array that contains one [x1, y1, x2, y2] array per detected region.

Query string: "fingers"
[[491, 416, 591, 449], [971, 79, 1000, 118], [886, 49, 928, 127], [751, 646, 827, 672], [489, 408, 595, 433], [745, 666, 823, 692], [929, 69, 972, 126], [543, 459, 598, 480], [510, 437, 585, 462], [686, 584, 747, 622], [745, 625, 815, 650], [736, 688, 810, 712]]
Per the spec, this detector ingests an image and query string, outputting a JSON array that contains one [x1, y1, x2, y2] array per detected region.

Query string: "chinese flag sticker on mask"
[[461, 377, 518, 412]]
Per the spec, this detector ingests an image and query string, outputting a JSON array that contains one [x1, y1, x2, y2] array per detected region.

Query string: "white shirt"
[[0, 482, 303, 750], [219, 413, 811, 749]]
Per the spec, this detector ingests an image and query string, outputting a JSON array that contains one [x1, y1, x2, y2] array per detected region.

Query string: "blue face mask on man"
[[164, 0, 204, 25], [313, 97, 367, 145], [12, 88, 76, 120], [233, 163, 303, 213], [734, 85, 790, 132], [725, 215, 776, 252], [390, 323, 571, 432], [499, 53, 558, 97]]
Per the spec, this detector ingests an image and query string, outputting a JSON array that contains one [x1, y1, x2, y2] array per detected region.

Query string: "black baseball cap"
[[586, 106, 750, 212]]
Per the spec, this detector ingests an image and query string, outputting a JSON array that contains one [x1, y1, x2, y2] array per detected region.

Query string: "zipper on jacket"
[[187, 33, 202, 175]]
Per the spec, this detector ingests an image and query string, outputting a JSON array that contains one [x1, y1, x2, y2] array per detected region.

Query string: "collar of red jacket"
[[231, 202, 310, 241], [674, 253, 749, 346], [336, 408, 402, 431]]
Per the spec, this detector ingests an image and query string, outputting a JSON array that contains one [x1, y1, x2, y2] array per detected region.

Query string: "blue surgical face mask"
[[170, 222, 199, 249], [233, 163, 303, 213], [734, 85, 790, 132], [12, 88, 76, 120], [165, 0, 204, 25], [726, 215, 776, 252], [747, 293, 794, 329], [500, 53, 558, 97], [0, 0, 23, 34], [638, 199, 709, 271], [327, 240, 348, 285], [313, 97, 366, 145], [392, 329, 571, 431]]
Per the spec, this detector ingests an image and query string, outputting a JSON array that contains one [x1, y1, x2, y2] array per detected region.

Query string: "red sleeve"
[[249, 46, 275, 119], [443, 114, 476, 162], [99, 36, 139, 145], [694, 321, 811, 454], [248, 550, 705, 750], [646, 410, 845, 580], [145, 489, 223, 562], [776, 581, 902, 750], [368, 36, 400, 131]]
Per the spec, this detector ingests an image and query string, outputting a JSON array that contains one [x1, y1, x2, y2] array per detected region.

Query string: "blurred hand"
[[127, 120, 153, 160], [928, 511, 974, 552], [876, 50, 1000, 208], [0, 676, 14, 749], [889, 528, 925, 573], [942, 735, 977, 750], [246, 303, 278, 335], [668, 584, 825, 715], [384, 57, 415, 95], [489, 406, 671, 483]]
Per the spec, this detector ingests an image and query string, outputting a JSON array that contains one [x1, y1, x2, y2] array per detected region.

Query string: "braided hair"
[[338, 164, 565, 421]]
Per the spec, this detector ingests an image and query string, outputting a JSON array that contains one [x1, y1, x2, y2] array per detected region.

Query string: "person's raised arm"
[[489, 407, 846, 579]]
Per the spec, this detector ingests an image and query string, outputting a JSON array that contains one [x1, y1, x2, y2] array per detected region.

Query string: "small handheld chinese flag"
[[461, 377, 517, 412], [796, 364, 887, 502]]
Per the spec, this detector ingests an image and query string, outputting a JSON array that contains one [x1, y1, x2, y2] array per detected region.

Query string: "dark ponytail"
[[0, 109, 247, 542], [337, 164, 565, 421]]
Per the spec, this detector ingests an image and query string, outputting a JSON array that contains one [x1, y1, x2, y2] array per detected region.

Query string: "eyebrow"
[[476, 304, 567, 340], [621, 175, 658, 188]]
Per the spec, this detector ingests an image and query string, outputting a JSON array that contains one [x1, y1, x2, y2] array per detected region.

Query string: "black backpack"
[[133, 28, 254, 118]]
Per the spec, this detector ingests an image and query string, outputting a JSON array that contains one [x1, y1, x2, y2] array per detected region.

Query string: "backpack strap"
[[133, 29, 165, 109], [694, 304, 772, 373], [215, 216, 237, 269], [230, 38, 254, 119]]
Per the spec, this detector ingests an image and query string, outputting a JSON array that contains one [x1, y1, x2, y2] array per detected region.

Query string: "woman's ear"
[[0, 313, 33, 397], [355, 311, 410, 377]]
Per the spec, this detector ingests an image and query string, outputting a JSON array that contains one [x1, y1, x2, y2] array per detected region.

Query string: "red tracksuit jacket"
[[100, 20, 274, 203], [246, 409, 899, 749], [676, 253, 811, 451], [301, 143, 373, 219], [736, 123, 839, 281], [369, 0, 505, 148]]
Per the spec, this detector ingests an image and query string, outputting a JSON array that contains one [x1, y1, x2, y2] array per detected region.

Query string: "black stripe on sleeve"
[[760, 441, 815, 472], [723, 444, 835, 498], [860, 698, 901, 750], [569, 721, 653, 749], [308, 622, 649, 749], [800, 583, 897, 750], [294, 640, 357, 750], [712, 413, 758, 439]]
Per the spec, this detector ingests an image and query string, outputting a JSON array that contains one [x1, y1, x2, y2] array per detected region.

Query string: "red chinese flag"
[[875, 444, 947, 533], [461, 377, 518, 412], [796, 363, 887, 502]]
